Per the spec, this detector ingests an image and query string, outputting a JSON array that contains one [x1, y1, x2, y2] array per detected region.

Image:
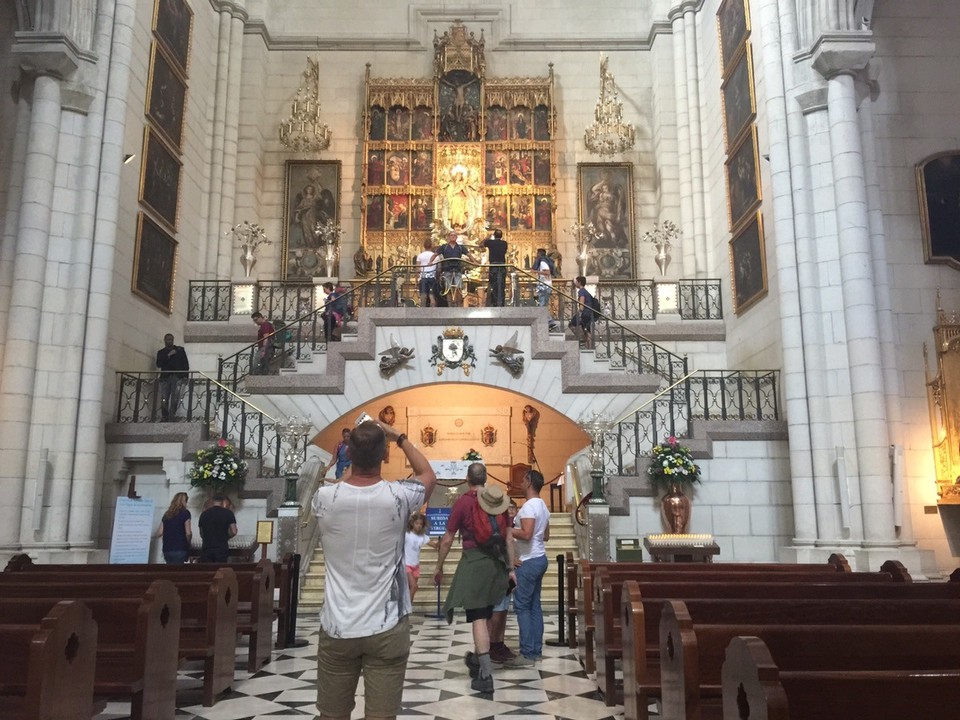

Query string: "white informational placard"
[[109, 496, 156, 564], [429, 459, 472, 480]]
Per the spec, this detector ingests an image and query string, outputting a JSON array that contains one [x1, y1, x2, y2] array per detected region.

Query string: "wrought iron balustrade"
[[688, 369, 780, 421], [188, 281, 232, 321], [678, 279, 723, 319]]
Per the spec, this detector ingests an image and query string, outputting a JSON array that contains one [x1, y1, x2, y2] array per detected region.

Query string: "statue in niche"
[[441, 166, 482, 231]]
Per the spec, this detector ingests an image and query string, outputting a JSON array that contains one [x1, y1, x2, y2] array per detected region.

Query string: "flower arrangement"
[[228, 221, 271, 253], [640, 219, 681, 249], [647, 436, 701, 492], [462, 448, 483, 462], [188, 438, 248, 493]]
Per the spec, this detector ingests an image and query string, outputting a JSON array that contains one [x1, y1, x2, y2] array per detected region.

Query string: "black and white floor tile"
[[95, 612, 637, 719]]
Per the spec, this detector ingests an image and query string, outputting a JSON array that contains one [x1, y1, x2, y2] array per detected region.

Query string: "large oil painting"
[[282, 160, 341, 281], [133, 212, 178, 313], [721, 42, 755, 150], [153, 0, 193, 74], [725, 127, 761, 232], [729, 212, 767, 314], [577, 163, 635, 279], [140, 128, 182, 232], [146, 42, 187, 150], [717, 0, 750, 73], [917, 150, 960, 270]]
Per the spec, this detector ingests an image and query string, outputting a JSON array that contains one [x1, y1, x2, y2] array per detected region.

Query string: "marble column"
[[670, 9, 695, 276], [204, 10, 233, 275], [682, 7, 708, 274], [216, 9, 246, 279]]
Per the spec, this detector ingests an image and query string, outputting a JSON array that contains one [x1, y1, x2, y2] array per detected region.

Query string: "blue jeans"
[[537, 285, 552, 307], [163, 550, 190, 564], [513, 553, 548, 659]]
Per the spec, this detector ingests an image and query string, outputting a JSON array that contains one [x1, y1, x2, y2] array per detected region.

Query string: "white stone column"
[[670, 10, 695, 276], [204, 10, 233, 275], [216, 10, 246, 278], [682, 7, 707, 274], [815, 39, 896, 545], [0, 99, 31, 371], [0, 73, 62, 548], [752, 0, 818, 545]]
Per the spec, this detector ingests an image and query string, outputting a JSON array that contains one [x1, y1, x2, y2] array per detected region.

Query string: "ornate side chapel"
[[359, 22, 558, 275]]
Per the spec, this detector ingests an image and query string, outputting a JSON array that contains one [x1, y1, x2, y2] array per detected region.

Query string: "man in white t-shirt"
[[507, 469, 551, 665], [416, 238, 439, 307], [533, 248, 559, 331], [311, 420, 437, 720]]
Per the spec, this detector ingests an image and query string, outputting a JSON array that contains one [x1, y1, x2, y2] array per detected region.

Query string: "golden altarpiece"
[[925, 300, 960, 502], [358, 22, 557, 281]]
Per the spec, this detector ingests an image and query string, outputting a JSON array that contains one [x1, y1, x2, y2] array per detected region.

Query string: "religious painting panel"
[[486, 150, 508, 185], [387, 195, 409, 230], [412, 106, 434, 140], [367, 150, 384, 186], [577, 163, 635, 279], [411, 150, 433, 186], [726, 126, 761, 231], [917, 150, 960, 270], [533, 150, 551, 186], [486, 196, 507, 229], [410, 195, 431, 230], [140, 128, 182, 232], [729, 211, 767, 314], [368, 106, 386, 140], [146, 42, 187, 151], [510, 196, 533, 231], [510, 151, 532, 185], [387, 105, 410, 141], [511, 106, 531, 140], [486, 106, 508, 141], [153, 0, 193, 75], [438, 70, 481, 142], [366, 195, 385, 231], [133, 212, 178, 313], [721, 42, 756, 150], [534, 105, 551, 140], [282, 160, 341, 280], [534, 196, 552, 231], [717, 0, 750, 74], [436, 144, 484, 231], [385, 151, 409, 186]]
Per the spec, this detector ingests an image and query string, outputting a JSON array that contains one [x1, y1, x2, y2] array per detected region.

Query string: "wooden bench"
[[0, 567, 237, 706], [5, 558, 274, 672], [0, 579, 180, 720], [0, 600, 98, 720], [565, 554, 850, 650], [620, 577, 960, 720], [722, 631, 960, 720], [587, 560, 903, 687], [660, 597, 960, 720]]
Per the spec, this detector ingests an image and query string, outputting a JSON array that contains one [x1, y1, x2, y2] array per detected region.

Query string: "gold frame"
[[139, 126, 182, 232], [281, 159, 342, 281], [725, 126, 762, 232], [717, 0, 751, 76], [146, 41, 188, 151], [577, 162, 636, 280], [152, 0, 193, 75], [729, 211, 767, 315], [721, 41, 756, 151], [916, 150, 960, 272], [132, 212, 178, 313]]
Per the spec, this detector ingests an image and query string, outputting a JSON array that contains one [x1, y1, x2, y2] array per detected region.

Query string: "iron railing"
[[115, 371, 283, 476], [188, 280, 232, 321]]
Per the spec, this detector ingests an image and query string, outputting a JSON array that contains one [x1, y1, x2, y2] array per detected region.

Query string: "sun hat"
[[477, 484, 510, 515]]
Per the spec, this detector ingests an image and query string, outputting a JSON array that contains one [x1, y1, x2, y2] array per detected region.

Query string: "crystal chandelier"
[[584, 55, 635, 156], [279, 57, 332, 153]]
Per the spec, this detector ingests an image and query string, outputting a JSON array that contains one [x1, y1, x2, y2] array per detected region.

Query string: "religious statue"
[[441, 167, 482, 230], [354, 246, 373, 276]]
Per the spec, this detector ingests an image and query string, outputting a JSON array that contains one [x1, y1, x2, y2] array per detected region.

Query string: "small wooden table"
[[643, 533, 720, 563]]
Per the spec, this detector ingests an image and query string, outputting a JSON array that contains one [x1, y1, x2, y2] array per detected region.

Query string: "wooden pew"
[[620, 578, 960, 720], [0, 580, 180, 720], [0, 568, 237, 706], [660, 598, 960, 720], [5, 558, 274, 672], [722, 632, 960, 720], [0, 600, 98, 720], [565, 554, 850, 650], [586, 560, 904, 683]]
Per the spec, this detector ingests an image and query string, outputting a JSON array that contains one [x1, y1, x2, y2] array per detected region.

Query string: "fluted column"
[[814, 36, 896, 545], [682, 7, 708, 274], [216, 10, 246, 278], [204, 10, 232, 275], [670, 10, 695, 276]]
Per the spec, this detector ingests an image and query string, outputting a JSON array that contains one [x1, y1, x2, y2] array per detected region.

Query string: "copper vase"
[[660, 483, 691, 534]]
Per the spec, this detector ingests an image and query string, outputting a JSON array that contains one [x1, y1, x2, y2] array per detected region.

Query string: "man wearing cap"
[[433, 463, 516, 694]]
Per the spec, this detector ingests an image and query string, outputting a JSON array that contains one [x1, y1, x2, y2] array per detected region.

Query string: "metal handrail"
[[612, 369, 700, 425], [195, 370, 278, 423]]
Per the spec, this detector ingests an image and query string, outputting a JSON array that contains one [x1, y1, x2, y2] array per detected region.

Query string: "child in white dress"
[[405, 512, 438, 601]]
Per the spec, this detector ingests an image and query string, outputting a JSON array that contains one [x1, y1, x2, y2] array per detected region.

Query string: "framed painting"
[[146, 42, 187, 150], [577, 163, 635, 279], [153, 0, 193, 75], [725, 126, 761, 232], [282, 160, 341, 280], [133, 212, 178, 313], [139, 127, 182, 231], [717, 0, 750, 73], [729, 212, 767, 314], [721, 42, 755, 150], [917, 150, 960, 270]]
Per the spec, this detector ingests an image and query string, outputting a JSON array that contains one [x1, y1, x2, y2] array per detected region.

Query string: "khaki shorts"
[[316, 615, 410, 717]]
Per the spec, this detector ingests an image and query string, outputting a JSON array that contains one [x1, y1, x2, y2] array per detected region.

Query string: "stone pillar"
[[682, 7, 708, 274], [813, 36, 896, 545], [670, 10, 695, 276], [204, 10, 233, 275], [216, 10, 246, 278]]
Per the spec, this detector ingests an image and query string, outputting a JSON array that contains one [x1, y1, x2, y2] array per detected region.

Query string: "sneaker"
[[505, 654, 536, 668], [464, 651, 480, 679], [471, 674, 494, 693], [489, 645, 511, 663]]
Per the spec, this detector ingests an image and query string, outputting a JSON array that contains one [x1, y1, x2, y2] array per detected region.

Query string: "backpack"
[[588, 293, 602, 317], [469, 493, 507, 555], [540, 254, 556, 276]]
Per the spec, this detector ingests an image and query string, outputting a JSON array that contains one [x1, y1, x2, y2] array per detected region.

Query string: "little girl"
[[405, 512, 438, 601]]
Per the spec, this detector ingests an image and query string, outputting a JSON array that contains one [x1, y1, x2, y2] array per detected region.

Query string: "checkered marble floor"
[[94, 612, 635, 720]]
